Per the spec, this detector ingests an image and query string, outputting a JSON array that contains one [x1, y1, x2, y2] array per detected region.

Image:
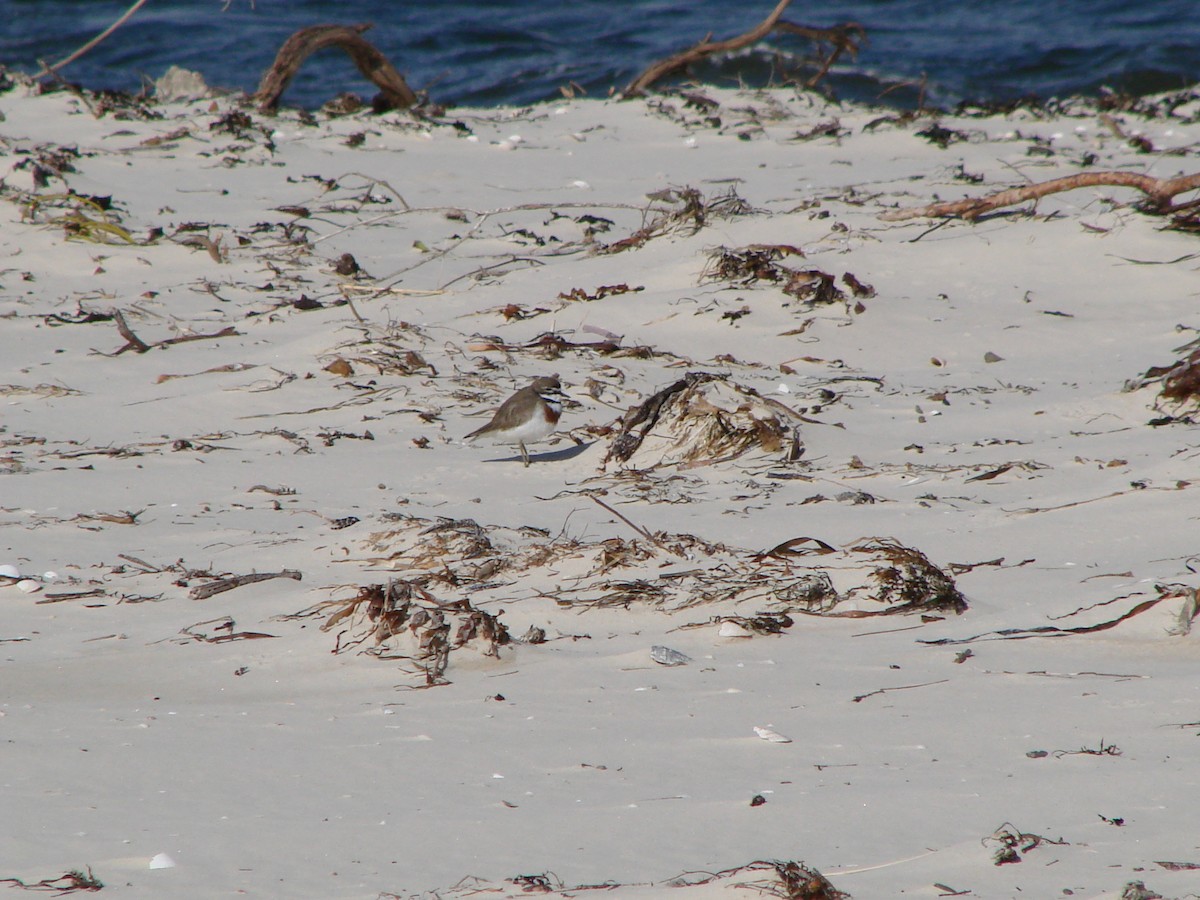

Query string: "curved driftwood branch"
[[255, 23, 419, 113], [622, 0, 864, 98], [880, 171, 1200, 221]]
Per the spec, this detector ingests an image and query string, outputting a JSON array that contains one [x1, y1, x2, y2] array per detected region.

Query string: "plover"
[[464, 375, 566, 466]]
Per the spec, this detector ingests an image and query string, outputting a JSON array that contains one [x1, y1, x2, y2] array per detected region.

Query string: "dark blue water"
[[1, 1, 1197, 110]]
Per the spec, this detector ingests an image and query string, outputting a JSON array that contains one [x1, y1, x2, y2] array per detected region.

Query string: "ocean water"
[[1, 0, 1197, 110]]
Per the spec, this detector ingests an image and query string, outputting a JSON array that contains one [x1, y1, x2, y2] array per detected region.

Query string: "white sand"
[[2, 78, 1199, 899]]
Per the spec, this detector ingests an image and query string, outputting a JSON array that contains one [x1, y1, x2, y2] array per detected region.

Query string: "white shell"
[[754, 726, 793, 743], [148, 852, 176, 870], [0, 564, 20, 579], [16, 579, 41, 594], [718, 621, 752, 638], [650, 645, 691, 666]]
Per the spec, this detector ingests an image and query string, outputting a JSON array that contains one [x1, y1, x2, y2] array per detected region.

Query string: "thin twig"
[[852, 679, 949, 703], [588, 494, 681, 557], [37, 0, 150, 77], [622, 1, 862, 97]]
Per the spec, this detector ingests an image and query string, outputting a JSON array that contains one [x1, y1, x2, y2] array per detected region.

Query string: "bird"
[[464, 375, 566, 466]]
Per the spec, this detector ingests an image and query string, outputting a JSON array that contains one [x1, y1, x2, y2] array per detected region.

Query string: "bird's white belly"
[[485, 412, 555, 445]]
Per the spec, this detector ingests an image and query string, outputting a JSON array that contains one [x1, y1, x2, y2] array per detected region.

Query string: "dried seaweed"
[[603, 372, 804, 469], [465, 330, 663, 363], [314, 579, 510, 685], [702, 246, 851, 308], [769, 860, 850, 900], [355, 513, 964, 621], [590, 536, 658, 573], [681, 611, 796, 635], [1052, 738, 1121, 758], [915, 122, 971, 148], [703, 244, 805, 284], [24, 191, 137, 244], [10, 141, 80, 188], [921, 583, 1195, 644], [0, 867, 104, 893], [782, 267, 846, 305], [1126, 339, 1200, 423], [174, 616, 278, 644], [601, 186, 754, 253], [435, 856, 850, 899], [672, 859, 849, 899], [558, 283, 644, 302], [847, 539, 968, 616], [984, 822, 1068, 866]]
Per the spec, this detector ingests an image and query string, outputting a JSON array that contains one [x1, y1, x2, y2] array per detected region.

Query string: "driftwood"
[[189, 569, 302, 600], [255, 23, 419, 112], [622, 0, 864, 98], [880, 170, 1200, 222]]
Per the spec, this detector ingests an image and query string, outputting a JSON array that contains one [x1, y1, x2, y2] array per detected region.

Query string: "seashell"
[[148, 852, 176, 870], [42, 571, 60, 582], [650, 645, 691, 666], [0, 564, 20, 579], [16, 579, 41, 594], [718, 621, 752, 638], [754, 725, 792, 743]]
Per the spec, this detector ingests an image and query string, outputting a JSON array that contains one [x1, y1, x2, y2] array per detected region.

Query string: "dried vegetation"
[[603, 372, 806, 469], [1126, 336, 1200, 424], [294, 579, 511, 686], [329, 511, 966, 653]]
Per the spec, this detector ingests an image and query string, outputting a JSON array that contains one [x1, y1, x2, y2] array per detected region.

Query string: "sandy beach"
[[2, 71, 1199, 899]]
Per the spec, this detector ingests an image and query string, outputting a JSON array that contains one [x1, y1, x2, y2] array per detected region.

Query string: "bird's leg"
[[519, 441, 530, 467]]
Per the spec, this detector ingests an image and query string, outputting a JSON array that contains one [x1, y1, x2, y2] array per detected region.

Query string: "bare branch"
[[36, 0, 150, 78], [622, 1, 864, 98], [189, 569, 302, 600], [880, 170, 1200, 222]]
